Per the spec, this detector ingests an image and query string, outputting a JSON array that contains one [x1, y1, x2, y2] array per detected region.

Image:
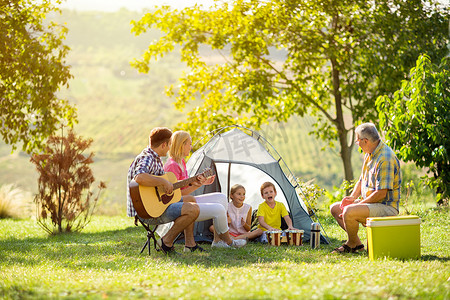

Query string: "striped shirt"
[[126, 147, 164, 217], [360, 141, 402, 210]]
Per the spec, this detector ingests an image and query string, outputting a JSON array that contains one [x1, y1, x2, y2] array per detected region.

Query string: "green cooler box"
[[366, 215, 421, 260]]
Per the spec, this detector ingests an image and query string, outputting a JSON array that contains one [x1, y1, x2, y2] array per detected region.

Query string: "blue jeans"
[[138, 201, 183, 225]]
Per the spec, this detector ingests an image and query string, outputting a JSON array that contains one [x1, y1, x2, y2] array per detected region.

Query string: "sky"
[[59, 0, 217, 11]]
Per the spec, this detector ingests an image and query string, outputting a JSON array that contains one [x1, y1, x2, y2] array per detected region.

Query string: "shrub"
[[323, 180, 356, 209], [377, 55, 450, 205], [30, 129, 106, 234], [297, 179, 326, 215]]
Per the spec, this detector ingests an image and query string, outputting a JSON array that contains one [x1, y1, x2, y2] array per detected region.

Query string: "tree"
[[0, 0, 76, 153], [30, 129, 106, 234], [377, 54, 450, 205], [131, 0, 449, 181]]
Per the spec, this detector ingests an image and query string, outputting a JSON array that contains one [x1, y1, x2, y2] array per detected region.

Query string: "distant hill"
[[0, 8, 361, 211]]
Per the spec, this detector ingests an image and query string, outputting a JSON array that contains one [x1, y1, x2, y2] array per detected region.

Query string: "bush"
[[323, 180, 356, 209], [30, 129, 106, 234], [297, 179, 326, 215], [377, 55, 450, 205]]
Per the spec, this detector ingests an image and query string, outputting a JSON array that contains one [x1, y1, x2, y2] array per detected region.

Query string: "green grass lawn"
[[1, 208, 449, 299]]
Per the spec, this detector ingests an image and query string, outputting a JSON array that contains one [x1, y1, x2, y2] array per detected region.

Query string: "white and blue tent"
[[186, 126, 329, 244]]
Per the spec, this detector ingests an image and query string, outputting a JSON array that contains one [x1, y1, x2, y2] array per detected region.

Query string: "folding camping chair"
[[134, 216, 160, 255]]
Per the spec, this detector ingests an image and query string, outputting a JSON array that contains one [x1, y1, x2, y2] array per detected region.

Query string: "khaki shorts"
[[366, 203, 398, 217]]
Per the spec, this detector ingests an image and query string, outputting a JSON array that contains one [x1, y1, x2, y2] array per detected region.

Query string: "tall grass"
[[0, 184, 34, 219]]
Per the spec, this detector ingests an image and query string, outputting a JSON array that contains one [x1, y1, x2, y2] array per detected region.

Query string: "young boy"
[[241, 182, 298, 242]]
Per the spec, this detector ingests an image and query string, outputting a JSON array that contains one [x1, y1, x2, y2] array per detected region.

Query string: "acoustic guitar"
[[129, 168, 213, 218]]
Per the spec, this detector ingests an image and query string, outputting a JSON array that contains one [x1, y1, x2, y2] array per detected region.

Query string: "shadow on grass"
[[0, 223, 350, 271], [420, 254, 450, 262], [0, 225, 140, 267]]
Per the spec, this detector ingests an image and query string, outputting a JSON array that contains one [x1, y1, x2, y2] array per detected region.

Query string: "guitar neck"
[[173, 175, 198, 191]]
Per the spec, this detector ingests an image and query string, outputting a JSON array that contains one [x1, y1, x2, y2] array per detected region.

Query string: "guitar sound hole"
[[161, 193, 174, 204]]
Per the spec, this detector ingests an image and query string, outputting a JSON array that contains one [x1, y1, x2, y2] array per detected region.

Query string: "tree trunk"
[[435, 162, 447, 206], [339, 133, 354, 182], [331, 51, 354, 182]]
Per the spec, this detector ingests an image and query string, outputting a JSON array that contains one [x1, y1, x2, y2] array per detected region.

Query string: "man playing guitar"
[[126, 127, 200, 254]]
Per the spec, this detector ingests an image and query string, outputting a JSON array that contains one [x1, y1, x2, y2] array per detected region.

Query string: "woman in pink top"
[[164, 131, 246, 250]]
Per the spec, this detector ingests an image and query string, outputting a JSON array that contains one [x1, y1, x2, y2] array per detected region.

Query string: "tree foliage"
[[30, 129, 106, 234], [377, 54, 450, 204], [131, 0, 449, 181], [0, 0, 76, 153]]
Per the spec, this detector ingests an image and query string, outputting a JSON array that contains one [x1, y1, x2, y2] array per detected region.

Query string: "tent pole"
[[227, 163, 231, 200]]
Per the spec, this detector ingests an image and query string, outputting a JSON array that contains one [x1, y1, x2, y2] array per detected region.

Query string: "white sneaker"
[[231, 239, 247, 248], [211, 240, 231, 248]]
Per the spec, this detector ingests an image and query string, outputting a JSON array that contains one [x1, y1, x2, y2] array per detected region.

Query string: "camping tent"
[[186, 126, 329, 244]]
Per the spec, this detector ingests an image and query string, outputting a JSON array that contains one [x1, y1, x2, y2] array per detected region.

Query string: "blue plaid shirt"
[[126, 147, 164, 217], [360, 141, 402, 210]]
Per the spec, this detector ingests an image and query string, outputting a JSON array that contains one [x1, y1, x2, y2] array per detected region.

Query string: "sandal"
[[332, 244, 353, 254], [184, 244, 205, 253], [157, 239, 179, 255], [352, 244, 365, 253]]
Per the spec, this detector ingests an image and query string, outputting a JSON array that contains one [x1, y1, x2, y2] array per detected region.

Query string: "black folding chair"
[[135, 216, 160, 255]]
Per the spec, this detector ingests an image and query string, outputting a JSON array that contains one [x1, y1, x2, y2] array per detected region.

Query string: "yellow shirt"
[[256, 201, 289, 231]]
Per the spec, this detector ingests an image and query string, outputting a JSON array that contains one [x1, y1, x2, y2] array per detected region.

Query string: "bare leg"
[[208, 224, 221, 243], [183, 223, 196, 247], [162, 202, 199, 247], [342, 204, 369, 248], [211, 224, 232, 244], [235, 228, 263, 240], [182, 195, 197, 247], [218, 231, 233, 245], [213, 227, 221, 243], [330, 201, 346, 231]]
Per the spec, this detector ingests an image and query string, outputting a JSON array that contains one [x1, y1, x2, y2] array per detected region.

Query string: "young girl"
[[227, 184, 252, 239]]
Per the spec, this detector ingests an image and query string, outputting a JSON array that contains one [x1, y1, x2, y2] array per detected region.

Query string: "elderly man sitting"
[[330, 123, 401, 253]]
